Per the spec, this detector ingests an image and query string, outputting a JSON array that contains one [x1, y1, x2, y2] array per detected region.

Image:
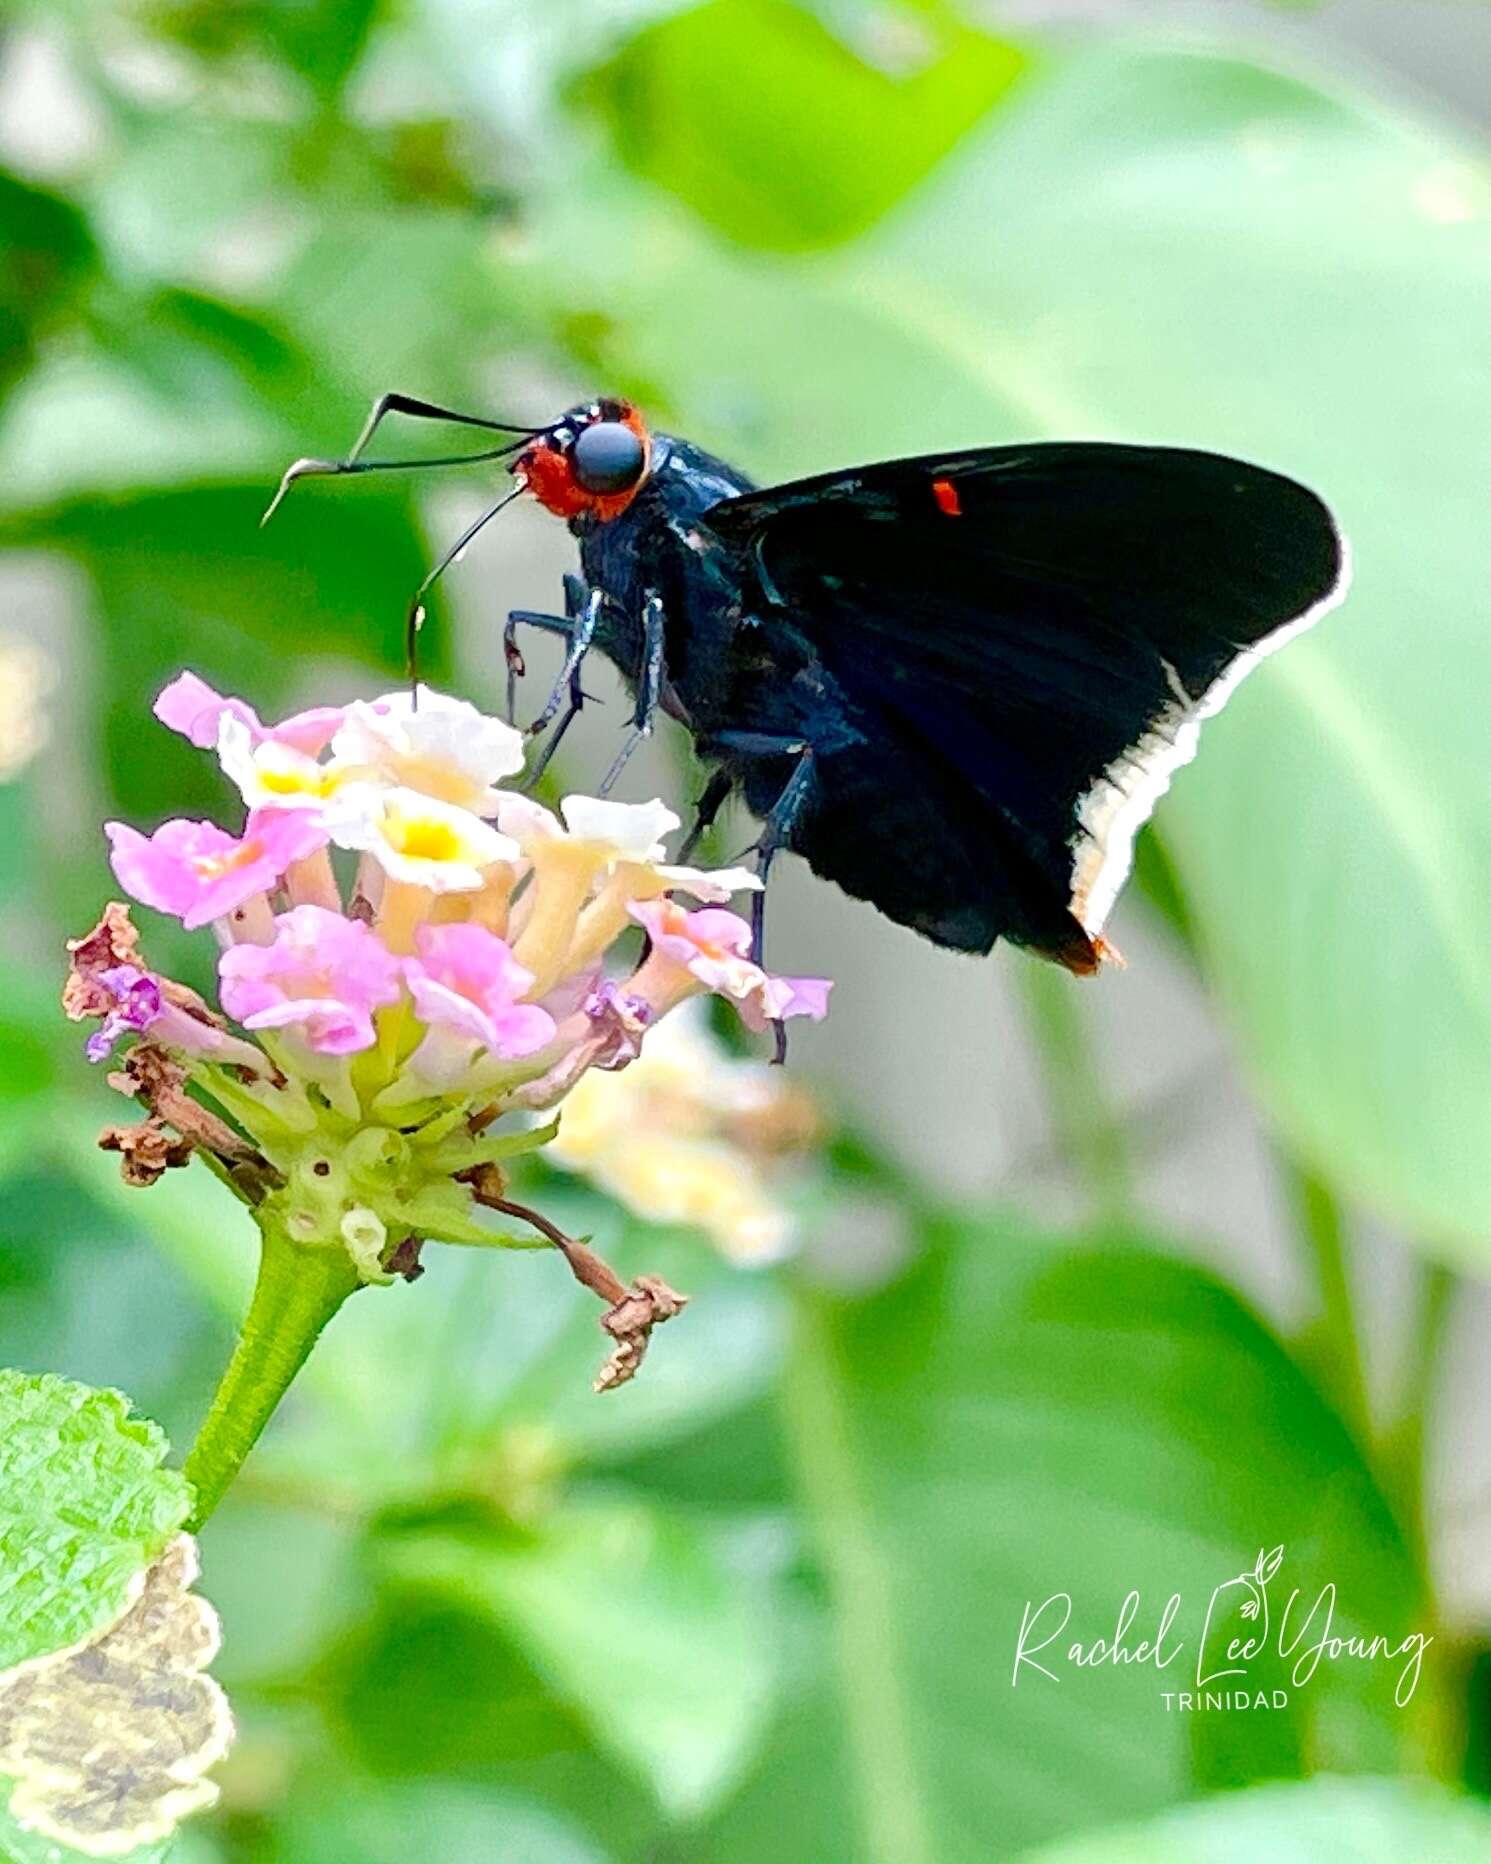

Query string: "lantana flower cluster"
[[66, 672, 830, 1383]]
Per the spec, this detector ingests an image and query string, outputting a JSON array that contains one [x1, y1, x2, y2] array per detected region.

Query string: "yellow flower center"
[[258, 764, 340, 799], [388, 814, 464, 863]]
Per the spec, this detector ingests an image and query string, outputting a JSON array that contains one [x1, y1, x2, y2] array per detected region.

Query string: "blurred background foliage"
[[0, 0, 1488, 1859]]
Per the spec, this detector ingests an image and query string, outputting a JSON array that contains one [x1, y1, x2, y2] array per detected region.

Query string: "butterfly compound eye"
[[570, 420, 646, 495]]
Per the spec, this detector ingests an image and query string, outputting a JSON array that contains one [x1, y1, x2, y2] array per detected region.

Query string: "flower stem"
[[182, 1215, 360, 1530]]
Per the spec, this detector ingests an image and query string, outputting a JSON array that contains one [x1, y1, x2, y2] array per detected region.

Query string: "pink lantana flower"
[[738, 971, 834, 1035], [402, 924, 557, 1088], [627, 901, 832, 1032], [218, 905, 402, 1054], [105, 811, 329, 931], [155, 672, 344, 756]]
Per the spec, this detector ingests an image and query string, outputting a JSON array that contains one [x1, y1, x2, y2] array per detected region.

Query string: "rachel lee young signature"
[[1011, 1546, 1431, 1707]]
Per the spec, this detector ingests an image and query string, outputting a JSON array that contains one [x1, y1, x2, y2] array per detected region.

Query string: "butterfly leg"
[[599, 594, 666, 795], [676, 769, 735, 864], [710, 733, 816, 1063], [504, 575, 588, 722], [529, 580, 605, 737]]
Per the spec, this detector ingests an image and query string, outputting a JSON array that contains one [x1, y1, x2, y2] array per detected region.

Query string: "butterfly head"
[[516, 398, 652, 522]]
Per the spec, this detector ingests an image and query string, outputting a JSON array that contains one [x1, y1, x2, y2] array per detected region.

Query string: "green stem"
[[182, 1216, 360, 1531], [1016, 959, 1133, 1224], [1386, 1259, 1456, 1561], [1287, 1164, 1371, 1444], [784, 1287, 934, 1864]]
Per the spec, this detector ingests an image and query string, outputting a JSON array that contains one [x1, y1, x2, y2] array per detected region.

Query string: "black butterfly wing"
[[704, 442, 1347, 966]]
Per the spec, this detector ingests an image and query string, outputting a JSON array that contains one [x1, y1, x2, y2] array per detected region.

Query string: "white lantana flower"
[[496, 793, 681, 865], [217, 715, 353, 813], [326, 786, 519, 892], [331, 688, 526, 818]]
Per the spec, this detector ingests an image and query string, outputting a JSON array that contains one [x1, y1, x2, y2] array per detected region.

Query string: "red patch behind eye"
[[932, 477, 962, 517], [519, 403, 652, 523]]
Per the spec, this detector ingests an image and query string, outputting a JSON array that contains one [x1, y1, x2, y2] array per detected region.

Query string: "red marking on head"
[[517, 401, 652, 523], [931, 476, 962, 518]]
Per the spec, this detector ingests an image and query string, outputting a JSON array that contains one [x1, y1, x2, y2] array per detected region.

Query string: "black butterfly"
[[268, 393, 1347, 1028]]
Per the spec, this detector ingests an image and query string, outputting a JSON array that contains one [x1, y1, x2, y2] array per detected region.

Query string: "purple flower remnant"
[[83, 965, 163, 1063]]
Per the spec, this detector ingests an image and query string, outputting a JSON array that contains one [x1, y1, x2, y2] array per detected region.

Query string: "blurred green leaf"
[[380, 1498, 781, 1819], [580, 0, 1029, 250], [195, 1499, 363, 1690], [0, 977, 59, 1115], [531, 44, 1491, 1262], [739, 1216, 1432, 1859], [1016, 1773, 1491, 1862], [268, 210, 519, 400], [321, 1594, 661, 1850], [0, 1155, 231, 1450], [0, 172, 97, 407], [139, 0, 381, 101], [263, 1779, 606, 1864], [0, 1369, 190, 1669]]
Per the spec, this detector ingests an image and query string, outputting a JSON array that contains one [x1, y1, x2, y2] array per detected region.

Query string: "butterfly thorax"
[[573, 434, 856, 753]]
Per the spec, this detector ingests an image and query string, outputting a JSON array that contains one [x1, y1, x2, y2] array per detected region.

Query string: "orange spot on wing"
[[931, 477, 962, 517]]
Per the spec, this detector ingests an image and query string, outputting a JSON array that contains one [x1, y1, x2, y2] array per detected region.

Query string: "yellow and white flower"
[[217, 714, 354, 814], [330, 687, 526, 818], [326, 785, 519, 893]]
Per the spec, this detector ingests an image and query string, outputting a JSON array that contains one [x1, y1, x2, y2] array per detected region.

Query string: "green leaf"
[[1017, 1774, 1491, 1862], [0, 1370, 191, 1671], [379, 1498, 781, 1819], [263, 1780, 607, 1864], [580, 0, 1029, 250], [322, 1593, 661, 1849], [0, 171, 97, 407], [530, 43, 1491, 1261], [139, 0, 380, 101], [0, 1535, 229, 1862], [716, 1216, 1433, 1860]]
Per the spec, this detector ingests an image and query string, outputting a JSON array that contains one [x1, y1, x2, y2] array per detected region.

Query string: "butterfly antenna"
[[404, 483, 526, 697], [261, 438, 533, 527]]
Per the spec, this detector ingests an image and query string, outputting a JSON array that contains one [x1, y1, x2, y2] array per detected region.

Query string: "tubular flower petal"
[[627, 900, 833, 1031], [217, 716, 355, 815], [326, 786, 519, 892], [403, 924, 557, 1060], [218, 906, 403, 1055], [331, 688, 526, 817], [105, 812, 329, 931], [155, 672, 345, 755]]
